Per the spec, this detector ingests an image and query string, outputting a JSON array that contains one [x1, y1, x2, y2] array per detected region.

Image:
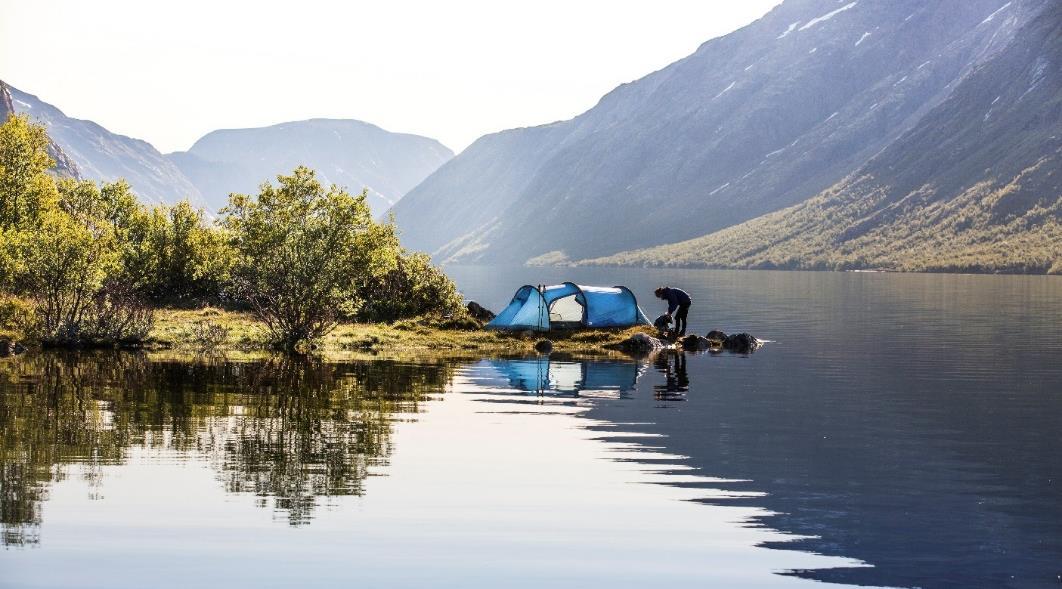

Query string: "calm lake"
[[2, 267, 1060, 588]]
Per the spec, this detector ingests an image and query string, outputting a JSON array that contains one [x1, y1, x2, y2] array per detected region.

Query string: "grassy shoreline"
[[147, 307, 653, 356]]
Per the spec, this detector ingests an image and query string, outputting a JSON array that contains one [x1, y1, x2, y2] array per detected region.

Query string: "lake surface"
[[2, 268, 1061, 588]]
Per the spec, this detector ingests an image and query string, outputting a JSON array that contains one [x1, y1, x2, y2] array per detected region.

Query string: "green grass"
[[585, 157, 1062, 275], [148, 307, 655, 356], [1, 300, 654, 357]]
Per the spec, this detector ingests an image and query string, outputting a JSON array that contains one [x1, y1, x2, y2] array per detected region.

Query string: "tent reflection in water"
[[486, 282, 651, 331], [487, 358, 644, 397]]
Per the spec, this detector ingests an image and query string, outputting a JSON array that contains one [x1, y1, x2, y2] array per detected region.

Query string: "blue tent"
[[486, 282, 651, 331]]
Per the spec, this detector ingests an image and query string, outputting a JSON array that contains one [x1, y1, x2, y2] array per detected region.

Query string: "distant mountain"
[[392, 0, 1058, 273], [3, 82, 451, 215], [5, 82, 205, 207], [595, 2, 1062, 273], [2, 81, 81, 181], [167, 120, 453, 214]]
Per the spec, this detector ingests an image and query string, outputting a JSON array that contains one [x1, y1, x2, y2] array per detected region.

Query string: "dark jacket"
[[661, 287, 692, 313]]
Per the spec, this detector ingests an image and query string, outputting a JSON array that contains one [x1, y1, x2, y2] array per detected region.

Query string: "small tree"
[[123, 200, 232, 303], [57, 178, 232, 304], [222, 166, 399, 350], [0, 114, 58, 230], [21, 206, 119, 344], [1, 115, 59, 290], [356, 251, 463, 322]]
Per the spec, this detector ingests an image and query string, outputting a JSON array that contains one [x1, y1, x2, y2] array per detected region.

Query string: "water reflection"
[[3, 337, 1061, 587], [652, 353, 689, 403], [478, 355, 643, 399], [0, 352, 453, 543], [470, 349, 1062, 588], [478, 352, 694, 406], [580, 348, 1062, 588]]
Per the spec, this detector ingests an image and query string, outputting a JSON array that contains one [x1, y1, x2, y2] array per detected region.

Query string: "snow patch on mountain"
[[981, 2, 1011, 25], [777, 21, 801, 39], [800, 2, 858, 31]]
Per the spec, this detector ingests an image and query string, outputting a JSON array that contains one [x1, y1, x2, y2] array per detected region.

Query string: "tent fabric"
[[488, 285, 548, 331], [486, 282, 651, 331]]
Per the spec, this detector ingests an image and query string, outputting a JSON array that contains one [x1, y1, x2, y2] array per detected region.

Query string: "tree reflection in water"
[[0, 352, 455, 544]]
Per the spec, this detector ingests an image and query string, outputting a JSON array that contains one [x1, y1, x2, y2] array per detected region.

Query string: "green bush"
[[0, 295, 34, 339], [9, 178, 154, 346], [356, 252, 464, 323], [79, 281, 154, 345], [221, 166, 400, 350], [57, 178, 231, 304], [22, 205, 119, 344], [0, 114, 59, 231]]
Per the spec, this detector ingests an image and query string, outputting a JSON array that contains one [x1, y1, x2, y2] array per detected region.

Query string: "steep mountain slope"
[[168, 120, 453, 214], [392, 0, 1037, 265], [6, 83, 203, 207], [594, 2, 1062, 274], [2, 81, 81, 180]]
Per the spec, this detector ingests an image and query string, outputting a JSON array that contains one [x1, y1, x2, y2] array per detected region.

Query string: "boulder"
[[608, 332, 665, 354], [466, 301, 496, 322], [724, 332, 760, 353], [680, 334, 713, 351], [706, 330, 728, 343], [534, 339, 553, 354]]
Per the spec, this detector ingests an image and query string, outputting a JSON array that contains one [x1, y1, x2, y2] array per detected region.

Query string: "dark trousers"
[[674, 303, 690, 336]]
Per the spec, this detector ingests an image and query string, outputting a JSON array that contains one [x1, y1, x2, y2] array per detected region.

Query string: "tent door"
[[549, 294, 585, 330]]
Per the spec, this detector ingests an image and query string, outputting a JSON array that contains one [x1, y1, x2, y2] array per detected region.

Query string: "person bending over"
[[654, 286, 692, 336]]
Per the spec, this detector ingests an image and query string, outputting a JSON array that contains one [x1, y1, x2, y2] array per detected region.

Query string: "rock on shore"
[[608, 332, 665, 354], [704, 330, 761, 353]]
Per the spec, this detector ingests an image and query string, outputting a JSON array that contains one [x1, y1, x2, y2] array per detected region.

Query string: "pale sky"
[[1, 0, 780, 154]]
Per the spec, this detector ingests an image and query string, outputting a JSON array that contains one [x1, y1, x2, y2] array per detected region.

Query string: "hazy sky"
[[1, 0, 780, 154]]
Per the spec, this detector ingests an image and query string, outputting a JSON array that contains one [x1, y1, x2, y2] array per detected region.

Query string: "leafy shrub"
[[0, 295, 34, 339], [23, 205, 119, 344], [58, 178, 231, 304], [221, 166, 400, 350], [80, 281, 154, 344], [0, 114, 59, 231], [17, 204, 152, 346], [356, 252, 464, 323]]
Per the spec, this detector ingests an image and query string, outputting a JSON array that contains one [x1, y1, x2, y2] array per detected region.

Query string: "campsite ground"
[[146, 307, 654, 356]]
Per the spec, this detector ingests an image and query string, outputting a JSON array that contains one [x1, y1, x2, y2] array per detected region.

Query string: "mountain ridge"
[[5, 82, 207, 207], [391, 0, 1055, 273], [591, 1, 1062, 274], [4, 82, 452, 215], [168, 118, 453, 214]]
